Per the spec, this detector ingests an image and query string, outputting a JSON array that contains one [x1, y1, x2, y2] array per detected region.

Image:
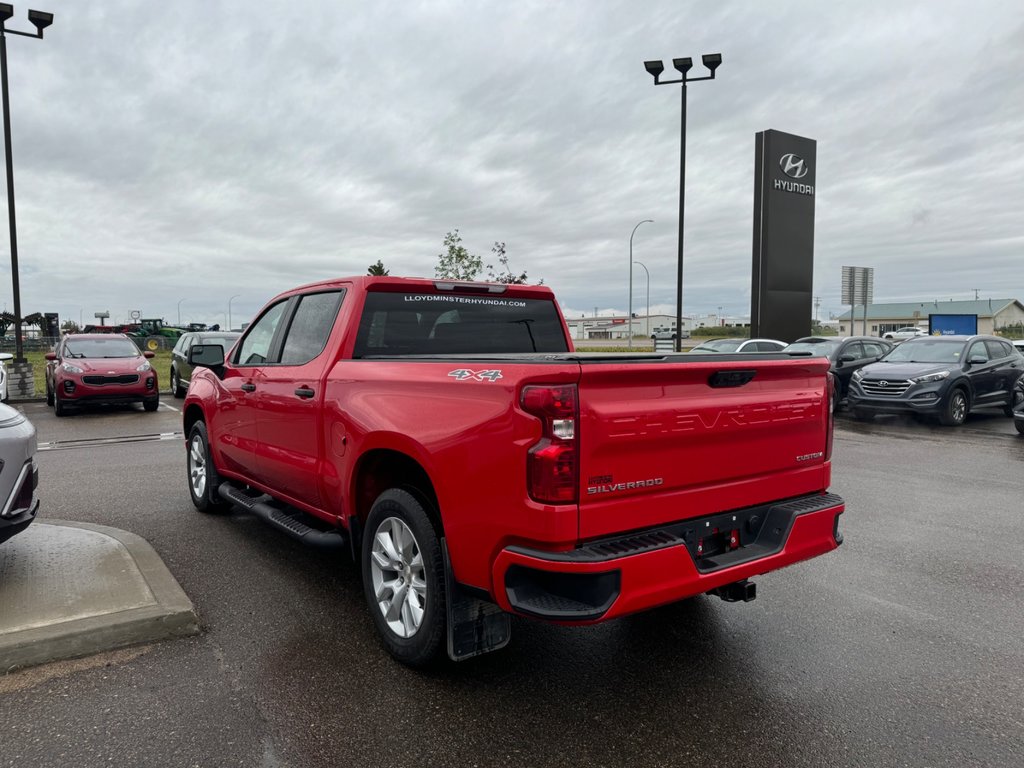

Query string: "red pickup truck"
[[183, 276, 844, 665]]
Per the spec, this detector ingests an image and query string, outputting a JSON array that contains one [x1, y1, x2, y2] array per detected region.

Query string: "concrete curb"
[[0, 519, 199, 673]]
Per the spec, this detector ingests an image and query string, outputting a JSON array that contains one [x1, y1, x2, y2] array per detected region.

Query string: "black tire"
[[45, 383, 54, 406], [54, 394, 68, 417], [361, 489, 446, 667], [186, 421, 229, 513], [143, 395, 159, 412], [939, 388, 969, 426], [1016, 419, 1024, 436], [1002, 403, 1015, 418], [171, 368, 186, 399], [851, 407, 873, 421]]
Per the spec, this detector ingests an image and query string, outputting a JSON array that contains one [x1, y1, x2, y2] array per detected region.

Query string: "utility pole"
[[814, 296, 821, 324]]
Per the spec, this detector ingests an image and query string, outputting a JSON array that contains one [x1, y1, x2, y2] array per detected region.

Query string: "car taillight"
[[826, 372, 835, 461], [521, 384, 578, 504]]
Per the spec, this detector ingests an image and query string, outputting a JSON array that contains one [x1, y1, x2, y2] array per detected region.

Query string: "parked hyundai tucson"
[[846, 335, 1024, 426]]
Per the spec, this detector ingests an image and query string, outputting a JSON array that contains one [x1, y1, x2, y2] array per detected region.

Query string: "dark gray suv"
[[846, 335, 1024, 426]]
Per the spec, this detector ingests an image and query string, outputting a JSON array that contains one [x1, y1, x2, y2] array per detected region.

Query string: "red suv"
[[45, 334, 159, 416]]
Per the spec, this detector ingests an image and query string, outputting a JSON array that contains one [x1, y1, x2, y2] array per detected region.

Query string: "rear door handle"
[[241, 383, 256, 392], [294, 387, 315, 399]]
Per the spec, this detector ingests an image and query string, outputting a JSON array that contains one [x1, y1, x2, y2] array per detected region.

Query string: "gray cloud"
[[0, 0, 1021, 329]]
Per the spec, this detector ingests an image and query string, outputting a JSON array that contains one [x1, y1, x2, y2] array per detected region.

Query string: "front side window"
[[235, 301, 288, 366], [967, 342, 990, 362], [280, 291, 344, 365]]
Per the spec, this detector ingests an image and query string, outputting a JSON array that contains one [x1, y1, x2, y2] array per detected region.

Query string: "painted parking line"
[[159, 401, 180, 412], [38, 432, 184, 452]]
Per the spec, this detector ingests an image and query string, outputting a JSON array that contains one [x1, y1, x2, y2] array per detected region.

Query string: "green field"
[[16, 350, 173, 397]]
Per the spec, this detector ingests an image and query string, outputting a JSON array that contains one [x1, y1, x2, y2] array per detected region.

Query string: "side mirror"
[[968, 356, 987, 366], [189, 344, 225, 368], [838, 354, 856, 363], [143, 351, 155, 359], [44, 352, 57, 361]]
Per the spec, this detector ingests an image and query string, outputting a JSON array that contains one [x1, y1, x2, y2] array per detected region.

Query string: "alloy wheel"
[[369, 516, 427, 638]]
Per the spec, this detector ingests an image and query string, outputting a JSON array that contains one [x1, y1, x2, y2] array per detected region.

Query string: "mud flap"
[[443, 540, 511, 661]]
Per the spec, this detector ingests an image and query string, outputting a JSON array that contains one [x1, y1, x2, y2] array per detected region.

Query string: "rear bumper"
[[492, 492, 844, 622]]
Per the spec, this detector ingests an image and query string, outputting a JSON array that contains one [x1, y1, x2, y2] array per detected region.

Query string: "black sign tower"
[[751, 129, 817, 342]]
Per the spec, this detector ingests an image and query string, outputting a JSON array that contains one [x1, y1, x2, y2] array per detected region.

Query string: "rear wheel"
[[361, 489, 446, 667], [939, 388, 969, 426], [187, 421, 229, 513], [171, 368, 186, 398]]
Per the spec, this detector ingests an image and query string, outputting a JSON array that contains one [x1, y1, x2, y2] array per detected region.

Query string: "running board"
[[217, 483, 347, 551]]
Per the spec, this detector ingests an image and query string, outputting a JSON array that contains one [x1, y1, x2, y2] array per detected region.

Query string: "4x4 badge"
[[448, 369, 503, 382]]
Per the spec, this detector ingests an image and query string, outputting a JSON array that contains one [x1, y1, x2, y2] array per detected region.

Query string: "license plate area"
[[681, 506, 790, 573]]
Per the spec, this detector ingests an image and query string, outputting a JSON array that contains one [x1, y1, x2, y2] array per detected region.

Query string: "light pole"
[[1, 4, 53, 368], [633, 260, 650, 341], [628, 219, 653, 350], [644, 53, 721, 352], [177, 298, 185, 326], [228, 295, 240, 331]]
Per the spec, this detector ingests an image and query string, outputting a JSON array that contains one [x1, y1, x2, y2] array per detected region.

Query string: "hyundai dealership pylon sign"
[[751, 130, 817, 342]]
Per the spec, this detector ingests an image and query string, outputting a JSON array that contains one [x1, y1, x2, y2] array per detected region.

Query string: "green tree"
[[434, 229, 483, 281], [61, 320, 80, 333], [367, 260, 390, 276], [486, 241, 539, 284]]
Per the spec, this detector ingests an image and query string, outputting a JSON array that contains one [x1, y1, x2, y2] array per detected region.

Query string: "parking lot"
[[0, 401, 1022, 767]]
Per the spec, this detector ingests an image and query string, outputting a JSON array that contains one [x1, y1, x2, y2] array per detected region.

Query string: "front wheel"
[[187, 421, 229, 513], [45, 383, 54, 406], [54, 394, 68, 417], [939, 388, 969, 426], [361, 489, 446, 667], [143, 396, 159, 412], [1016, 419, 1024, 435]]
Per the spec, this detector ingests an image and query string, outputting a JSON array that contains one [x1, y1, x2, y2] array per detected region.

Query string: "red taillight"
[[826, 372, 835, 461], [521, 384, 578, 504]]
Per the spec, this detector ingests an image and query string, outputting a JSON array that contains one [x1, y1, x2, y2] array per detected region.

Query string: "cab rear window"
[[353, 291, 569, 357]]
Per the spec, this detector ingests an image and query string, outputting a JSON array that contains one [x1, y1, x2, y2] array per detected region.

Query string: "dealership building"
[[837, 299, 1024, 336]]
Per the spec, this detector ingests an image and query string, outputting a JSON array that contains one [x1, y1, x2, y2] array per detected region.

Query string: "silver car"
[[0, 403, 38, 544]]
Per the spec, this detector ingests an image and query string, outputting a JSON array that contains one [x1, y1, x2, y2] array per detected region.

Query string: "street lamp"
[[644, 52, 721, 351], [177, 298, 185, 326], [633, 260, 650, 340], [628, 219, 653, 350], [228, 295, 240, 331], [1, 4, 53, 369]]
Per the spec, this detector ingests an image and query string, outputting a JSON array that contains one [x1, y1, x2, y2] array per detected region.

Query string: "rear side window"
[[280, 291, 345, 365], [353, 291, 569, 357]]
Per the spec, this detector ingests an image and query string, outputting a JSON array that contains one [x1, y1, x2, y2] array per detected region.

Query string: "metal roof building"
[[838, 299, 1024, 336]]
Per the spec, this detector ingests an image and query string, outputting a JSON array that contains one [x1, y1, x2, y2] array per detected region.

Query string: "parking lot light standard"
[[643, 53, 721, 352], [0, 4, 53, 367], [628, 219, 653, 350]]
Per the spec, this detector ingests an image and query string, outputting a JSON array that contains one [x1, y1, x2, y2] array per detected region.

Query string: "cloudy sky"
[[1, 0, 1022, 329]]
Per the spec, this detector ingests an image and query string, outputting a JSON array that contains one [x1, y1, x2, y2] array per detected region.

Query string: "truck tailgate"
[[577, 356, 831, 540]]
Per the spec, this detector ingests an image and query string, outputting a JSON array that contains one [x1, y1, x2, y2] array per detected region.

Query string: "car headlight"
[[136, 361, 152, 372], [61, 362, 84, 374], [852, 369, 865, 381], [910, 370, 950, 384]]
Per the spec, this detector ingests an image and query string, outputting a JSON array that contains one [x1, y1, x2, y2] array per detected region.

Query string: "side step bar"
[[217, 483, 346, 551]]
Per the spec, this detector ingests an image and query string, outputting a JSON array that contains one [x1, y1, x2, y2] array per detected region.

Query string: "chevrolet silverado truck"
[[183, 276, 844, 666]]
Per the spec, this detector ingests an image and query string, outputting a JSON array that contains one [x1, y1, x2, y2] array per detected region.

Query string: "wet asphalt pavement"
[[1, 401, 1022, 767]]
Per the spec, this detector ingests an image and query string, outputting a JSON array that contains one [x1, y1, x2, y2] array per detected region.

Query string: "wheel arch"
[[183, 403, 206, 438], [351, 449, 441, 542]]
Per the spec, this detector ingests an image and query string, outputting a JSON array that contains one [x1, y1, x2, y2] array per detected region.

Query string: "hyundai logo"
[[878, 381, 889, 388], [779, 153, 809, 179]]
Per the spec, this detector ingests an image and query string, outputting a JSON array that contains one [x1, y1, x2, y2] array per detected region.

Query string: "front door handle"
[[294, 387, 315, 399], [241, 382, 256, 392]]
